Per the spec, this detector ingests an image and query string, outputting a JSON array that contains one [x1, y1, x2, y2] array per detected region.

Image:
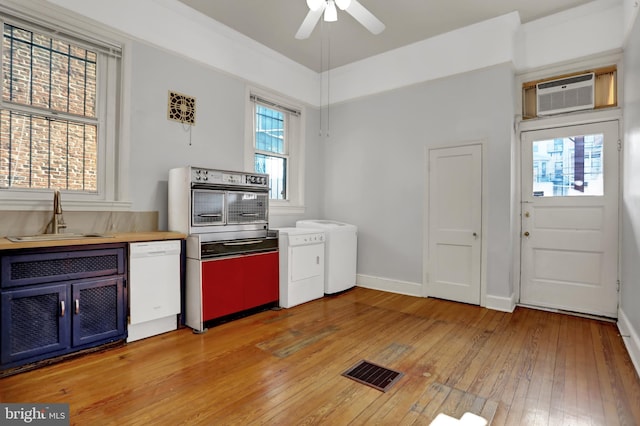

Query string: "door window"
[[531, 133, 604, 197]]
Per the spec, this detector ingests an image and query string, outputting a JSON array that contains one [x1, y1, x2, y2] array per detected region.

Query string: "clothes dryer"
[[295, 220, 357, 294], [275, 227, 325, 308]]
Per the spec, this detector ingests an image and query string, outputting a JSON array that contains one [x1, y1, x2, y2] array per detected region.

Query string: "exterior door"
[[427, 144, 482, 304], [520, 121, 619, 318]]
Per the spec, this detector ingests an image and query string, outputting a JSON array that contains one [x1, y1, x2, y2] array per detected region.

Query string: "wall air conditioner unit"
[[536, 73, 595, 116]]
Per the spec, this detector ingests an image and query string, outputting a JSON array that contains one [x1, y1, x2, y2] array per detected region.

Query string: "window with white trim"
[[246, 89, 305, 213], [0, 5, 122, 206]]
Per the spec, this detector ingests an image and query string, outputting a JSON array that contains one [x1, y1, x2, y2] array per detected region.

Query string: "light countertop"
[[0, 231, 186, 251]]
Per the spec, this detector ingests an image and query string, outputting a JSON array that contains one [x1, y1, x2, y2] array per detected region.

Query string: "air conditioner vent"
[[536, 73, 594, 116], [168, 91, 196, 125]]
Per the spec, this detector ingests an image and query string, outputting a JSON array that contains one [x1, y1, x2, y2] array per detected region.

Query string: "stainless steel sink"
[[6, 233, 113, 242]]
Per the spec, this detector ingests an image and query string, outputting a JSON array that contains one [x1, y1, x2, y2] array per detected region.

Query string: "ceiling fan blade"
[[345, 0, 385, 35], [295, 7, 325, 39]]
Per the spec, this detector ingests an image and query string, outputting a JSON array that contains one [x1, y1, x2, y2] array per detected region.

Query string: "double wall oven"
[[168, 166, 279, 332]]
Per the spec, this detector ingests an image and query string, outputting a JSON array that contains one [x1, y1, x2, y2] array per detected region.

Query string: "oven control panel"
[[190, 167, 268, 187]]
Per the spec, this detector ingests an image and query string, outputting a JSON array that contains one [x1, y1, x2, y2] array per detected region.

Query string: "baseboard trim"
[[356, 274, 422, 297], [485, 293, 516, 313], [618, 308, 640, 378], [356, 274, 516, 313]]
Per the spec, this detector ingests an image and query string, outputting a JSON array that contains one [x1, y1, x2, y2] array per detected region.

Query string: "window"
[[245, 89, 305, 213], [0, 6, 123, 207], [531, 133, 604, 197], [254, 104, 287, 200], [1, 24, 98, 191]]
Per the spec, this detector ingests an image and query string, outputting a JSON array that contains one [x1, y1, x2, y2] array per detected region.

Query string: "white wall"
[[126, 41, 324, 229], [44, 0, 624, 107], [46, 0, 319, 106], [323, 64, 515, 300], [620, 3, 640, 374], [514, 0, 623, 71], [128, 42, 245, 225], [325, 12, 519, 105]]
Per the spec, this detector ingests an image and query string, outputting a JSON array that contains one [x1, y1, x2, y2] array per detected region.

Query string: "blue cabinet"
[[1, 283, 69, 365], [1, 244, 127, 372], [71, 277, 126, 348]]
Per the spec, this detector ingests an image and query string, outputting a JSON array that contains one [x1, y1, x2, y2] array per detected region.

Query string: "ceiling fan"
[[295, 0, 385, 40]]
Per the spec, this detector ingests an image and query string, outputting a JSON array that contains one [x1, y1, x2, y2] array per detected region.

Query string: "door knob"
[[523, 231, 530, 237]]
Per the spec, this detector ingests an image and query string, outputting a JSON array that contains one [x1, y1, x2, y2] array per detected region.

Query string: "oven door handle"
[[239, 213, 260, 217], [198, 213, 222, 218], [223, 240, 264, 246]]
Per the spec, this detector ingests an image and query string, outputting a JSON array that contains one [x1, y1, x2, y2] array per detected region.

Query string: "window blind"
[[250, 94, 301, 117]]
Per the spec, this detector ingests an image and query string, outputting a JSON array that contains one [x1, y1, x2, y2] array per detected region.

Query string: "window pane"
[[255, 105, 284, 154], [0, 110, 97, 191], [1, 23, 99, 193], [532, 133, 604, 197], [2, 24, 97, 118], [255, 153, 286, 200]]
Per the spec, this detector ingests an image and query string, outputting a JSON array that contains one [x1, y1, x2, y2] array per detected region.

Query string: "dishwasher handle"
[[130, 241, 182, 258]]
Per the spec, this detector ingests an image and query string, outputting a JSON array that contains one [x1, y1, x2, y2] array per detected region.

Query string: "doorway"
[[520, 121, 619, 318], [426, 144, 483, 305]]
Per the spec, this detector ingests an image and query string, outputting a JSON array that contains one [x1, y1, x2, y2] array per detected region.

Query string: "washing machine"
[[296, 220, 357, 294], [275, 227, 325, 308]]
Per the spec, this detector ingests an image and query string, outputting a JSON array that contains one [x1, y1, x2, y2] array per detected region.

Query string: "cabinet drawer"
[[1, 247, 125, 288]]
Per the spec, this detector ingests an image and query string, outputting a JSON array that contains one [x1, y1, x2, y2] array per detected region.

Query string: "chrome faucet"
[[49, 190, 67, 234]]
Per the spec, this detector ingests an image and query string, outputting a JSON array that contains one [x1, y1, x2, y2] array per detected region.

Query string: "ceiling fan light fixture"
[[335, 0, 351, 10], [306, 0, 324, 11], [324, 0, 338, 22]]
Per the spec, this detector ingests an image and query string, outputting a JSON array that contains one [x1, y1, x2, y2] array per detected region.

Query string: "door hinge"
[[618, 140, 622, 152], [617, 280, 620, 292]]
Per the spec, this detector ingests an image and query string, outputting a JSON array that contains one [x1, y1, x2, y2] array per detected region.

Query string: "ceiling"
[[178, 0, 597, 72]]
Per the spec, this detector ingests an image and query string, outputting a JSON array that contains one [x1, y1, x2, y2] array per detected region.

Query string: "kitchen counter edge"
[[0, 232, 187, 251]]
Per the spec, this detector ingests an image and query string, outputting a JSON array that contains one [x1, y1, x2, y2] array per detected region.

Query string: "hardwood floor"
[[2, 287, 639, 425]]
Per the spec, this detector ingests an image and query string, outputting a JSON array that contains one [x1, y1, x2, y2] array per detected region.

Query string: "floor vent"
[[342, 360, 404, 392]]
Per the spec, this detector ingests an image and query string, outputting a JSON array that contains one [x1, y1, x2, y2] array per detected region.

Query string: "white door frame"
[[423, 141, 488, 307], [516, 109, 623, 312]]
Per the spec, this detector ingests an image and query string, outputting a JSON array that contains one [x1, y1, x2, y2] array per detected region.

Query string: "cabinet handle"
[[75, 299, 80, 315], [317, 256, 320, 265], [60, 300, 65, 317]]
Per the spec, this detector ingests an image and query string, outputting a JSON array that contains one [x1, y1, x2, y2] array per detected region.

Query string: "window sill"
[[270, 203, 306, 216]]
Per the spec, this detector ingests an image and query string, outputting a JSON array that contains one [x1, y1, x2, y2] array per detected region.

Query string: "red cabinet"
[[201, 252, 278, 322]]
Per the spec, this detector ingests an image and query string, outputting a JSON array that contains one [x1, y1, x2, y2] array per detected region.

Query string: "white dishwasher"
[[128, 240, 181, 342]]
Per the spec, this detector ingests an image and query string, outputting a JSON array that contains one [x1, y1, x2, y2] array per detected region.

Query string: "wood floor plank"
[[1, 287, 639, 425]]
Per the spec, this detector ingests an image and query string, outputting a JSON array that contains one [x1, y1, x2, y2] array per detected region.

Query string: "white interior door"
[[427, 144, 482, 305], [520, 121, 619, 318]]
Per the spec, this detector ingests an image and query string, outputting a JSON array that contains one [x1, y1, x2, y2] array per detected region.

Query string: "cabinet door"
[[201, 258, 245, 320], [71, 277, 126, 348], [1, 284, 69, 365], [244, 252, 279, 308]]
